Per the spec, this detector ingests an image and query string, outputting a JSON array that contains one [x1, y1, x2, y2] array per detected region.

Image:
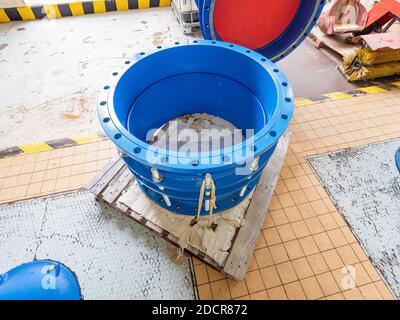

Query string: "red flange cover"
[[213, 0, 301, 50]]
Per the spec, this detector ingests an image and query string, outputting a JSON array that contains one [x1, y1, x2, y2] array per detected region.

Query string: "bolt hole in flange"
[[99, 41, 294, 215]]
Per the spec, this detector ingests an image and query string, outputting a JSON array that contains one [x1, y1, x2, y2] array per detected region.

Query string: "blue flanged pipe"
[[0, 260, 81, 300], [98, 40, 294, 215], [197, 0, 325, 62], [396, 148, 400, 173]]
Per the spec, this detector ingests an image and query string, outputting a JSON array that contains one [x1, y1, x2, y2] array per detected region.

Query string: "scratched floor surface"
[[0, 190, 197, 299], [0, 7, 193, 149], [308, 139, 400, 299]]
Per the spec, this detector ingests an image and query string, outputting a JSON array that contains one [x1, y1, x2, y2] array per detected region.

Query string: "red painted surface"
[[214, 0, 301, 50], [365, 0, 400, 28]]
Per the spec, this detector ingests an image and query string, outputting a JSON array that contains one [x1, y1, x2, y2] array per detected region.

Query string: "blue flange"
[[199, 0, 325, 62], [396, 148, 400, 172], [98, 40, 294, 215], [0, 260, 81, 300]]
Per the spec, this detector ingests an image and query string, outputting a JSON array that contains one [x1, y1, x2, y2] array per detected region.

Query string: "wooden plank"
[[223, 131, 291, 281], [129, 210, 145, 222], [145, 220, 165, 235], [99, 196, 210, 266], [102, 166, 133, 204], [308, 33, 343, 65], [167, 233, 179, 242], [310, 27, 359, 59], [87, 157, 125, 196], [203, 256, 220, 269], [115, 201, 130, 213]]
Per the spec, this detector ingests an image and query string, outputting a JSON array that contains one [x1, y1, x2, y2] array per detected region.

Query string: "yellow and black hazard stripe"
[[0, 0, 171, 22], [295, 81, 400, 107], [0, 133, 108, 159]]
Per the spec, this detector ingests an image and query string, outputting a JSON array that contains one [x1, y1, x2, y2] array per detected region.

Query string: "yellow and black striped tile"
[[295, 82, 399, 107], [0, 133, 107, 159], [0, 0, 171, 22]]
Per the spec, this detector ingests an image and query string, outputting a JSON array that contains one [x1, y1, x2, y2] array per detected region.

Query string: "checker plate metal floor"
[[308, 139, 400, 299], [0, 190, 196, 300]]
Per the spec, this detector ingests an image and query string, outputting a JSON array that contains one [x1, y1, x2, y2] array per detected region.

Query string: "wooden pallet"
[[85, 132, 290, 281], [309, 27, 360, 65]]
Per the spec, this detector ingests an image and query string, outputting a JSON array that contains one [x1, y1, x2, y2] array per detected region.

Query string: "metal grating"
[[308, 138, 400, 299], [0, 190, 196, 300]]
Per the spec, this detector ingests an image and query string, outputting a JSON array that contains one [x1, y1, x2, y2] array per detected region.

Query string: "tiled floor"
[[1, 90, 399, 300], [0, 140, 116, 203]]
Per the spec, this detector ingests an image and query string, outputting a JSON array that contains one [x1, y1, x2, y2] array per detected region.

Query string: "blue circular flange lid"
[[396, 148, 400, 172], [0, 260, 81, 300], [197, 0, 326, 62]]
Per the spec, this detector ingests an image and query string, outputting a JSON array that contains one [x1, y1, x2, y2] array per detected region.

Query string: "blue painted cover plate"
[[0, 260, 81, 300]]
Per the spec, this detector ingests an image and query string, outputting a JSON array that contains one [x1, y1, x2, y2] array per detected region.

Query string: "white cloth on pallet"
[[117, 181, 251, 266]]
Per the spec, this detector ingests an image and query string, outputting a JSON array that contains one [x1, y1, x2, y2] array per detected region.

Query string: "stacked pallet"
[[310, 27, 400, 81]]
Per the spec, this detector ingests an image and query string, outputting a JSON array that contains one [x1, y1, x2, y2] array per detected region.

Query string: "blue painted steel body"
[[0, 260, 81, 300], [98, 40, 294, 215], [198, 0, 325, 62], [396, 148, 400, 172]]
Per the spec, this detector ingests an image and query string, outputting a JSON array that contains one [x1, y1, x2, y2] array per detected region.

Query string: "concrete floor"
[[0, 7, 372, 149], [0, 0, 25, 8], [277, 40, 357, 98], [0, 8, 192, 149]]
